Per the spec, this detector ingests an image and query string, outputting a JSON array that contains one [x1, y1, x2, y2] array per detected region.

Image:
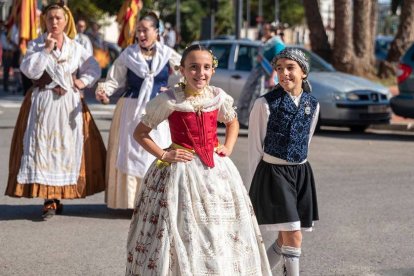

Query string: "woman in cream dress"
[[5, 3, 105, 219], [96, 12, 181, 209]]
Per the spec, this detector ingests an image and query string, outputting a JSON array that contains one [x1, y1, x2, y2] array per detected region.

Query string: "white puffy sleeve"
[[20, 38, 53, 80], [97, 52, 128, 96], [76, 44, 101, 87], [308, 103, 320, 145], [217, 88, 237, 123], [246, 97, 269, 191], [168, 49, 182, 74], [141, 92, 174, 129]]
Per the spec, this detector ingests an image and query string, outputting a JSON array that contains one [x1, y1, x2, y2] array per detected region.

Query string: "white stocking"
[[281, 245, 301, 276]]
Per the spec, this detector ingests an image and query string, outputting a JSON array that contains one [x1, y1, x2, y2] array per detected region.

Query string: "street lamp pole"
[[274, 0, 279, 24], [176, 0, 181, 36], [210, 0, 216, 39], [257, 0, 263, 39], [246, 0, 250, 38], [235, 0, 243, 39]]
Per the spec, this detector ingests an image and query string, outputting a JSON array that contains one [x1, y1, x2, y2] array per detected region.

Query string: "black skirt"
[[249, 160, 319, 229]]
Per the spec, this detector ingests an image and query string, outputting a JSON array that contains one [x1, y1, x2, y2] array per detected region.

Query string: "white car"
[[184, 39, 392, 132]]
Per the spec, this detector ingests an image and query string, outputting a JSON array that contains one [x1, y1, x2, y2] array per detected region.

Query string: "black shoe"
[[54, 199, 63, 215], [42, 200, 57, 220]]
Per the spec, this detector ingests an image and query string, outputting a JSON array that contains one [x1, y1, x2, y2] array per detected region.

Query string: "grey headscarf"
[[271, 48, 312, 92]]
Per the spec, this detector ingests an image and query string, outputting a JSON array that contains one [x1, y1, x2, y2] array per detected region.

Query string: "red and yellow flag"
[[7, 0, 39, 54], [117, 0, 143, 49]]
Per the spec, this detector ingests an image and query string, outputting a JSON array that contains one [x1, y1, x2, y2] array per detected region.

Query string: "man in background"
[[75, 19, 93, 56], [163, 22, 176, 49]]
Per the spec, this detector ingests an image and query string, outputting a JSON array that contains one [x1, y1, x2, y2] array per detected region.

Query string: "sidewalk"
[[1, 80, 413, 132], [369, 85, 414, 132]]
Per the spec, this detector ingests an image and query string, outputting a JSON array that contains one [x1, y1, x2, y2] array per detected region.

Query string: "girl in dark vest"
[[247, 48, 320, 275]]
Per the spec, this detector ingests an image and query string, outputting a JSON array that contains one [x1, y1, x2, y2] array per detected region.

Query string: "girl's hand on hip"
[[163, 149, 194, 163], [216, 145, 232, 157]]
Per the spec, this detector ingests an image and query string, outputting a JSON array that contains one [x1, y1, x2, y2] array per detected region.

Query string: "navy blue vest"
[[263, 87, 318, 162], [123, 60, 170, 100]]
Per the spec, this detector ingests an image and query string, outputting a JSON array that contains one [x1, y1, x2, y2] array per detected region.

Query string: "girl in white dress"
[[125, 45, 271, 275]]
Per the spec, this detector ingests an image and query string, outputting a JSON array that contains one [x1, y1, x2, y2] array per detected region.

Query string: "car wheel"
[[350, 125, 368, 132]]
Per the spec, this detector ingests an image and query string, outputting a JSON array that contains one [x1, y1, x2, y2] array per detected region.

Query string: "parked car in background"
[[390, 42, 414, 118], [188, 39, 391, 132]]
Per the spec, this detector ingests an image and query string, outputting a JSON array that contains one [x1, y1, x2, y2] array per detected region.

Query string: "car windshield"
[[197, 41, 336, 73], [289, 47, 336, 73], [206, 44, 232, 69]]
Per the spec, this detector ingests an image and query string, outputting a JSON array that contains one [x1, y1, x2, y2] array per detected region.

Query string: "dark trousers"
[[2, 50, 13, 91], [2, 50, 20, 92]]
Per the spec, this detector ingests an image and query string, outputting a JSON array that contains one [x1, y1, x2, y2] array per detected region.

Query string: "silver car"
[[188, 39, 391, 132]]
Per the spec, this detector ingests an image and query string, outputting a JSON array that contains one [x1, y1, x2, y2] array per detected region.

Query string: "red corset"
[[168, 110, 219, 168]]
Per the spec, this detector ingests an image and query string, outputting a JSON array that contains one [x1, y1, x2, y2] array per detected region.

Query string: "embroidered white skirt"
[[126, 154, 271, 276]]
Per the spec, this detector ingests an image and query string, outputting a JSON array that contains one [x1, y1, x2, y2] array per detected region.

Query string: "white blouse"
[[141, 85, 237, 129], [20, 33, 100, 90]]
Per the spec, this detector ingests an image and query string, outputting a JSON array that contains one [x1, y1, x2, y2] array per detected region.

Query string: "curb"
[[369, 122, 414, 132]]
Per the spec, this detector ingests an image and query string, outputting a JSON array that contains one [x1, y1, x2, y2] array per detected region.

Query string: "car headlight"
[[333, 92, 359, 101], [347, 92, 359, 101], [333, 92, 346, 101]]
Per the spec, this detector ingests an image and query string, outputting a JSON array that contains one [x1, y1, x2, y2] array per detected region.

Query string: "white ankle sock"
[[281, 245, 301, 276], [267, 240, 282, 271]]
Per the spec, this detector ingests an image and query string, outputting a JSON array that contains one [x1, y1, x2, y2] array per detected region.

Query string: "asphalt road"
[[1, 99, 414, 276]]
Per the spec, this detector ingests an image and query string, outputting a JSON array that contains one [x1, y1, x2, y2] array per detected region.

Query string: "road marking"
[[90, 110, 114, 116], [0, 102, 22, 108]]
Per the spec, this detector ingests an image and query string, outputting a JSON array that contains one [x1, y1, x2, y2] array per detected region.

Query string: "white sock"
[[267, 240, 282, 270], [281, 245, 301, 276]]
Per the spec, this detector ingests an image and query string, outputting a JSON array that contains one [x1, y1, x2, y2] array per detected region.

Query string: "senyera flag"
[[117, 0, 142, 49], [7, 0, 39, 55]]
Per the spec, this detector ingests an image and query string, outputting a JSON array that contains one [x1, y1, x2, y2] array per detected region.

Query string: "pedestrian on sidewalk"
[[237, 22, 285, 127], [248, 48, 320, 275], [126, 44, 271, 275], [95, 12, 181, 210], [4, 2, 106, 220]]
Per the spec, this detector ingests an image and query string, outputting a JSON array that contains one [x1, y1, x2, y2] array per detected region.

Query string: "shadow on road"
[[376, 268, 414, 276], [0, 204, 133, 221]]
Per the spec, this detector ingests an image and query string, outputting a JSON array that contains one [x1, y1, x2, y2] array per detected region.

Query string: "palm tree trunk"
[[333, 0, 354, 72], [353, 0, 375, 76], [303, 0, 332, 62]]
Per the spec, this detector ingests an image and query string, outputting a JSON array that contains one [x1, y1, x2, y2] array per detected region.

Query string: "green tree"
[[139, 0, 233, 48], [67, 1, 105, 23], [248, 0, 304, 27]]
